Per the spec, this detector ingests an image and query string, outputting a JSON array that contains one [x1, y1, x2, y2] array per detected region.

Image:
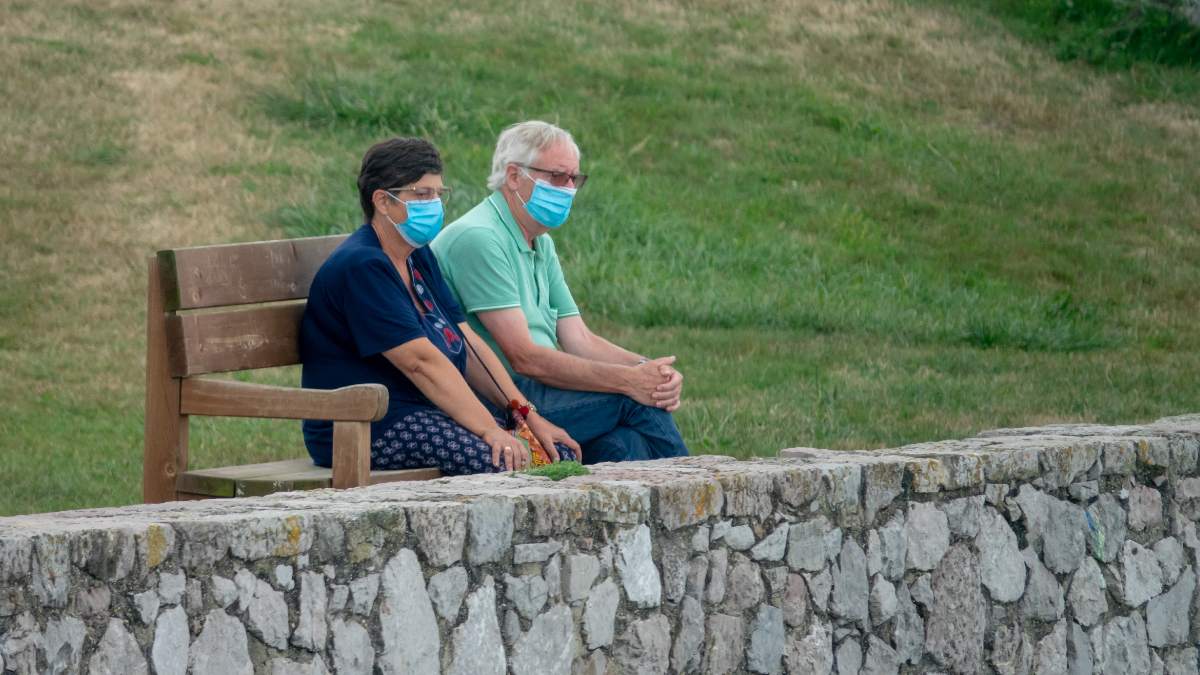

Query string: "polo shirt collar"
[[487, 191, 537, 254]]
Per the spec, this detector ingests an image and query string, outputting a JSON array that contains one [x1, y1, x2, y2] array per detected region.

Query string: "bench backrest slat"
[[166, 303, 305, 376], [158, 235, 347, 311]]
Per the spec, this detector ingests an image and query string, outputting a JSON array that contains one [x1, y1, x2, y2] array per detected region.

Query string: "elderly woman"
[[300, 137, 579, 474]]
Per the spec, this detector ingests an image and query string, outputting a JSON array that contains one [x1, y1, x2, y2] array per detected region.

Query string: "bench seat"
[[177, 459, 441, 498]]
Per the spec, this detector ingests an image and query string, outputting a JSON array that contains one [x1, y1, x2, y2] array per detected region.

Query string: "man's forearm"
[[572, 332, 643, 366], [511, 342, 634, 393]]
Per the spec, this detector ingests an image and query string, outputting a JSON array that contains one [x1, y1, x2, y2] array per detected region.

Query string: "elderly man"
[[432, 120, 689, 463]]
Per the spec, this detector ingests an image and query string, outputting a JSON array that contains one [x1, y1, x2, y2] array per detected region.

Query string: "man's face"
[[509, 141, 582, 201]]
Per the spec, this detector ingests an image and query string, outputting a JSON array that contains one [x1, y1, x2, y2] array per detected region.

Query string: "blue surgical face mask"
[[516, 171, 576, 228], [385, 194, 444, 247]]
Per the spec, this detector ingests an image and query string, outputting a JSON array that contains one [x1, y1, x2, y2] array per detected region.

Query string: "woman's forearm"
[[383, 342, 501, 438]]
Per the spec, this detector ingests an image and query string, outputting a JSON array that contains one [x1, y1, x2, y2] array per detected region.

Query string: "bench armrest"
[[180, 378, 388, 422]]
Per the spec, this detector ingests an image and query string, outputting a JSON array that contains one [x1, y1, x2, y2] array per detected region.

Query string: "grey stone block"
[[1154, 536, 1186, 585], [724, 553, 765, 613], [448, 578, 506, 675], [505, 573, 549, 620], [514, 541, 561, 564], [293, 571, 328, 651], [784, 620, 833, 675], [784, 573, 811, 629], [703, 613, 745, 675], [613, 613, 672, 675], [724, 525, 756, 551], [1147, 565, 1195, 647], [834, 639, 861, 675], [892, 583, 924, 665], [348, 572, 379, 616], [152, 606, 188, 675], [1019, 548, 1064, 622], [976, 508, 1026, 603], [512, 604, 577, 675], [861, 635, 900, 675], [904, 502, 949, 572], [941, 495, 984, 538], [1094, 613, 1151, 674], [241, 572, 288, 649], [1042, 496, 1087, 574], [990, 622, 1032, 675], [749, 524, 788, 563], [190, 610, 251, 675], [378, 549, 440, 674], [1033, 620, 1068, 674], [617, 524, 662, 608], [1122, 539, 1164, 607], [869, 575, 897, 626], [268, 657, 330, 675], [210, 575, 236, 609], [1069, 623, 1092, 675], [566, 553, 600, 602], [707, 548, 729, 605], [584, 579, 619, 649], [407, 502, 467, 567], [330, 618, 374, 675], [787, 516, 832, 573], [1129, 485, 1164, 532], [1067, 557, 1108, 627], [924, 545, 986, 673], [747, 605, 784, 674], [44, 615, 86, 675], [467, 496, 515, 564], [672, 596, 705, 673], [831, 539, 869, 627], [429, 566, 469, 621]]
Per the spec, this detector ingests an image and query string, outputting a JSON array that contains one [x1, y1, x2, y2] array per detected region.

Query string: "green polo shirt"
[[432, 191, 580, 374]]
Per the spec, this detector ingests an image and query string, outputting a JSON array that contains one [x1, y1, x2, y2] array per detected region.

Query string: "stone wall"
[[2, 414, 1200, 674]]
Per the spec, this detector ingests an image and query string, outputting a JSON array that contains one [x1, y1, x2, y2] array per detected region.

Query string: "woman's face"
[[379, 172, 446, 221]]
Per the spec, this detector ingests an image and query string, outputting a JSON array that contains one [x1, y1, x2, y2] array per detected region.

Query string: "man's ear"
[[504, 164, 523, 192]]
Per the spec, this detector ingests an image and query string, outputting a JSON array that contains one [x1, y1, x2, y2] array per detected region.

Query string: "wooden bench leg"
[[332, 421, 371, 489], [144, 257, 188, 503]]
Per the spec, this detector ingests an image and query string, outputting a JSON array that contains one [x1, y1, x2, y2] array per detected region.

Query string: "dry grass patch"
[[0, 0, 377, 512]]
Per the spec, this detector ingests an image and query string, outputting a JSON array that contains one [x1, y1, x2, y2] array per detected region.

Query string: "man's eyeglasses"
[[519, 164, 588, 190], [387, 186, 453, 201]]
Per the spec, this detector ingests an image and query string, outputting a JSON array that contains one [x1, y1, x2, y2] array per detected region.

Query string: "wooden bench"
[[143, 235, 441, 502]]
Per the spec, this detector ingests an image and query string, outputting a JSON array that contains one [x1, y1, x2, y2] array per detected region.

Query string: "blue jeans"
[[508, 374, 690, 464]]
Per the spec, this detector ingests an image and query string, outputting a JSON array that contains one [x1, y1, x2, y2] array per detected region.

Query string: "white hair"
[[486, 120, 581, 191]]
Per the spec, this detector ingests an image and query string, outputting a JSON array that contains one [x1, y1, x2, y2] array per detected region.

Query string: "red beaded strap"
[[508, 399, 533, 419]]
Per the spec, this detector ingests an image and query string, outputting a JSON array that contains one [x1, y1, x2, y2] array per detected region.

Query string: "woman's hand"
[[481, 427, 531, 471], [526, 413, 582, 463]]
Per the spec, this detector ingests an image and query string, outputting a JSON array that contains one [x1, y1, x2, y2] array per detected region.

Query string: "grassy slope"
[[1, 0, 1197, 515]]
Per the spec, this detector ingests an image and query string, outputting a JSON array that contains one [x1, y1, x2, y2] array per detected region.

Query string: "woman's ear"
[[373, 189, 392, 213], [374, 189, 402, 222]]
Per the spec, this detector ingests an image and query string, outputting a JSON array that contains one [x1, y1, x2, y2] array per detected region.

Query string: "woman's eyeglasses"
[[387, 186, 453, 201]]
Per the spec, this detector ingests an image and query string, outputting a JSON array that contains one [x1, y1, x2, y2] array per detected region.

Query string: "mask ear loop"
[[383, 191, 409, 226], [511, 167, 534, 210]]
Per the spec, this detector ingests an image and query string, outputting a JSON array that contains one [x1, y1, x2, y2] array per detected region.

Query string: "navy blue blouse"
[[300, 224, 467, 467]]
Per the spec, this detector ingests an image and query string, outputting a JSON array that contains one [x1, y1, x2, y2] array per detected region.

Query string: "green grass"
[[1, 0, 1199, 515], [954, 0, 1200, 67], [523, 462, 592, 481]]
